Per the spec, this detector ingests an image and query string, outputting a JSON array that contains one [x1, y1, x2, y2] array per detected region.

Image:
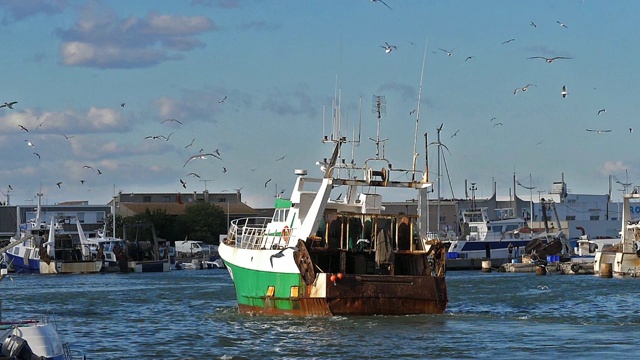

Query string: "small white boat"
[[448, 207, 535, 259], [0, 318, 74, 359]]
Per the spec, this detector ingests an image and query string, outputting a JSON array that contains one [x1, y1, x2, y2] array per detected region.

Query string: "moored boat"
[[219, 95, 448, 316], [4, 193, 102, 275]]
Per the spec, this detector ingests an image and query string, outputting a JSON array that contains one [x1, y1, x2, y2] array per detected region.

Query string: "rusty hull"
[[324, 274, 448, 315], [236, 274, 448, 316]]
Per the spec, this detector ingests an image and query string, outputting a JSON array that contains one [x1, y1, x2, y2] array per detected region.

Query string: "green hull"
[[225, 261, 303, 311]]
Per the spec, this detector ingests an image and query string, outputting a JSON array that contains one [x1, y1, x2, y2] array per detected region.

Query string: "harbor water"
[[2, 269, 639, 359]]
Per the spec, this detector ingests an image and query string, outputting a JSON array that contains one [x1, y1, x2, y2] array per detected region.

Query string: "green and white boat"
[[219, 96, 448, 316]]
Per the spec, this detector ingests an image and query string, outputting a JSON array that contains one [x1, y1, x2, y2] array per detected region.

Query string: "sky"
[[0, 0, 638, 209]]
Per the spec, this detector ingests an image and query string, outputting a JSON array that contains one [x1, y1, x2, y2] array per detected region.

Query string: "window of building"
[[590, 215, 600, 221], [77, 212, 85, 223], [218, 198, 227, 203], [162, 196, 171, 203], [565, 215, 576, 221]]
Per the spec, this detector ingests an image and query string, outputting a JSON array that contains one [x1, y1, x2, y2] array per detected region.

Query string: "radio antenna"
[[412, 36, 428, 181]]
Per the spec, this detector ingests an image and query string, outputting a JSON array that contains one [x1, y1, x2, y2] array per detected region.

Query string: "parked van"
[[175, 240, 211, 256]]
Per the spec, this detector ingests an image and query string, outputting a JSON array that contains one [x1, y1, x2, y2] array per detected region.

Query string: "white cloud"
[[57, 7, 217, 68]]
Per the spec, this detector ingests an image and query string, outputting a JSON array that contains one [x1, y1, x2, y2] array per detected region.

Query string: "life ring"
[[514, 232, 520, 239], [282, 226, 291, 242]]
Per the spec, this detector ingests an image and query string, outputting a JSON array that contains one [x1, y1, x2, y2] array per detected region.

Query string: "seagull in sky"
[[62, 134, 75, 139], [371, 0, 392, 10], [451, 130, 460, 138], [465, 56, 474, 61], [501, 38, 515, 45], [180, 179, 187, 189], [83, 165, 94, 171], [586, 129, 611, 134], [56, 182, 62, 188], [214, 148, 221, 157], [187, 172, 200, 178], [8, 185, 13, 191], [218, 96, 227, 103], [276, 155, 287, 161], [490, 117, 497, 122], [561, 85, 568, 98], [597, 109, 606, 115], [557, 20, 568, 28], [18, 125, 28, 132], [97, 169, 102, 175], [25, 140, 35, 149], [381, 42, 397, 53], [528, 56, 571, 63], [630, 128, 633, 133], [80, 180, 85, 184], [223, 167, 228, 174], [530, 21, 537, 28], [493, 122, 503, 127], [33, 152, 40, 159], [514, 83, 536, 95], [161, 118, 182, 124], [439, 48, 454, 56], [535, 140, 543, 145], [120, 103, 126, 107], [264, 178, 272, 188], [183, 153, 220, 167], [0, 101, 17, 109], [185, 138, 195, 149]]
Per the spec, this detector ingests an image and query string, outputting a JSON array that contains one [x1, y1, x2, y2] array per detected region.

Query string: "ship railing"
[[228, 217, 273, 250]]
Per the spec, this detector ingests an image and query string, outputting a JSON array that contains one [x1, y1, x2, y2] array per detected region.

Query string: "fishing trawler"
[[219, 94, 448, 316], [4, 193, 102, 274]]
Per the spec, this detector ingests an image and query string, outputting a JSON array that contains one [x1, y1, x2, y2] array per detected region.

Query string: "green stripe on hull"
[[226, 261, 302, 311]]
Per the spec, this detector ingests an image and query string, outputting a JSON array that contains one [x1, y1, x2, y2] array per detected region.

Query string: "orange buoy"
[[337, 273, 344, 280], [330, 274, 337, 282]]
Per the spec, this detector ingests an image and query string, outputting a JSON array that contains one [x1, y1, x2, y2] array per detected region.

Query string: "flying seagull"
[[161, 118, 182, 124], [371, 0, 392, 10], [561, 85, 568, 98], [630, 128, 633, 133], [264, 178, 272, 188], [185, 138, 195, 149], [62, 134, 75, 139], [557, 20, 568, 28], [120, 103, 126, 107], [269, 246, 297, 267], [25, 140, 35, 149], [439, 48, 454, 56], [381, 42, 397, 53], [493, 122, 503, 127], [0, 101, 17, 109], [8, 185, 13, 191], [187, 172, 201, 178], [33, 152, 40, 159], [56, 182, 62, 188], [501, 38, 515, 45], [514, 83, 536, 95], [18, 125, 28, 132], [218, 96, 227, 103], [183, 153, 220, 167], [528, 56, 571, 63], [451, 130, 460, 138], [275, 155, 287, 161], [465, 56, 474, 61], [586, 129, 611, 133], [179, 179, 187, 189], [83, 165, 94, 171], [597, 109, 606, 115], [530, 21, 537, 28]]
